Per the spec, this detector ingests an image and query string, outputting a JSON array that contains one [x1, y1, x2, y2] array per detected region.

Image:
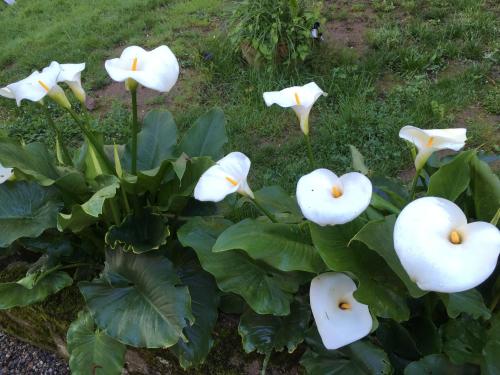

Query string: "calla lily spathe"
[[58, 63, 86, 103], [0, 87, 14, 99], [1, 61, 70, 108], [399, 125, 466, 170], [105, 45, 179, 92], [310, 272, 372, 350], [296, 168, 372, 226], [263, 82, 326, 135], [194, 152, 254, 202], [0, 163, 13, 184], [394, 197, 500, 293]]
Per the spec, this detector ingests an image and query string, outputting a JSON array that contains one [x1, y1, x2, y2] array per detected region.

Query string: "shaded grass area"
[[0, 0, 498, 193]]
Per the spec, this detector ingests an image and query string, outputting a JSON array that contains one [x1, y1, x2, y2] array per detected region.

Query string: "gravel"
[[0, 332, 69, 375]]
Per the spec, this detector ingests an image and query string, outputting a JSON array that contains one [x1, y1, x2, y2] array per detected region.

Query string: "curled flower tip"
[[394, 196, 500, 293]]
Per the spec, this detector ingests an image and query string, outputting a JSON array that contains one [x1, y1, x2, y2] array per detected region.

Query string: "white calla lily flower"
[[310, 272, 372, 350], [296, 168, 372, 226], [58, 63, 86, 103], [0, 87, 15, 99], [2, 61, 70, 109], [394, 197, 500, 293], [105, 45, 179, 92], [263, 82, 327, 135], [0, 163, 13, 184], [399, 125, 466, 170], [194, 152, 254, 202]]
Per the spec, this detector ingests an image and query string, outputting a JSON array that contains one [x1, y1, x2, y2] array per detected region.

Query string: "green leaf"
[[57, 177, 120, 232], [178, 107, 227, 159], [301, 328, 392, 375], [376, 320, 420, 360], [170, 250, 220, 369], [158, 157, 213, 210], [0, 181, 62, 248], [470, 155, 500, 221], [427, 151, 475, 201], [405, 317, 442, 356], [309, 221, 410, 321], [349, 145, 369, 175], [0, 138, 60, 186], [213, 219, 324, 273], [239, 297, 310, 354], [441, 316, 487, 365], [0, 271, 72, 309], [352, 215, 426, 298], [439, 289, 491, 320], [238, 186, 303, 223], [178, 217, 301, 316], [106, 208, 169, 254], [482, 313, 500, 375], [67, 311, 126, 375], [79, 249, 193, 348], [123, 110, 177, 171], [120, 160, 174, 195], [404, 354, 473, 375]]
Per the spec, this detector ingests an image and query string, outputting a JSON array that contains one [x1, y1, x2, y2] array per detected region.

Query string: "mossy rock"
[[0, 263, 304, 374]]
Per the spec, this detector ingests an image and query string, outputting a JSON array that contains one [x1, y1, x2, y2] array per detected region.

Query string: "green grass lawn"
[[0, 0, 498, 192]]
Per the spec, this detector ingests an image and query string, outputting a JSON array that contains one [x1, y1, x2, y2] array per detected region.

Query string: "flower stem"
[[304, 134, 314, 171], [130, 88, 139, 174], [66, 108, 114, 173], [409, 168, 422, 201], [251, 197, 277, 223], [41, 105, 73, 166], [490, 208, 500, 226], [260, 353, 271, 375]]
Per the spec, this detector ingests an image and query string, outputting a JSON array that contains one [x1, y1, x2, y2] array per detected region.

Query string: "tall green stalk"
[[251, 197, 277, 223], [409, 168, 422, 201], [304, 134, 314, 171], [130, 88, 139, 174], [41, 105, 73, 166]]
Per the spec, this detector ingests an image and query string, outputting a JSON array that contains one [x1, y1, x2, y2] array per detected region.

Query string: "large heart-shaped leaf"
[[470, 155, 500, 222], [214, 219, 324, 273], [67, 311, 126, 375], [170, 250, 220, 369], [178, 107, 227, 159], [58, 177, 120, 232], [309, 220, 410, 321], [237, 186, 303, 223], [79, 249, 193, 348], [482, 313, 500, 375], [122, 110, 177, 171], [405, 354, 473, 375], [105, 208, 169, 253], [0, 181, 62, 248], [439, 289, 491, 320], [352, 215, 426, 298], [239, 297, 310, 355], [441, 316, 487, 365], [301, 328, 392, 375], [427, 151, 475, 201], [178, 217, 301, 316], [0, 271, 72, 309], [0, 138, 60, 186]]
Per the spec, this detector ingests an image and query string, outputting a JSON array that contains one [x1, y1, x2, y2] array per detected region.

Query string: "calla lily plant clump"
[[0, 44, 499, 375]]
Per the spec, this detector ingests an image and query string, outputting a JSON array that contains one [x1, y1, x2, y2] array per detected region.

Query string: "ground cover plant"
[[0, 0, 499, 374]]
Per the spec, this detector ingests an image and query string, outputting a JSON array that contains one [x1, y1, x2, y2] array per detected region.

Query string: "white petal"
[[0, 87, 15, 99], [193, 164, 239, 202], [58, 63, 85, 84], [310, 272, 372, 350], [263, 81, 326, 109], [425, 128, 466, 151], [0, 164, 13, 184], [296, 169, 372, 226], [217, 152, 251, 182], [399, 125, 429, 150], [394, 197, 500, 293], [104, 45, 179, 92]]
